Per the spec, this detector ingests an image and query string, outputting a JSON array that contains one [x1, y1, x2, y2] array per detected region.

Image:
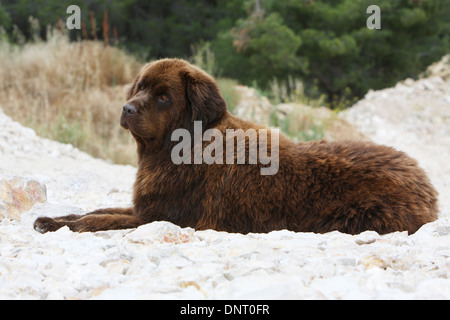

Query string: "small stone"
[[0, 177, 47, 220], [355, 231, 379, 245], [360, 255, 389, 269], [337, 257, 356, 267], [437, 225, 450, 236]]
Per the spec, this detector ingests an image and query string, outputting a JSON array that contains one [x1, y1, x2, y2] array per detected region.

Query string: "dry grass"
[[0, 32, 242, 165], [0, 31, 341, 166], [0, 30, 142, 164]]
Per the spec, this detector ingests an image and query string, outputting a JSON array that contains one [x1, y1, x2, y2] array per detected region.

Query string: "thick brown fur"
[[34, 59, 439, 235]]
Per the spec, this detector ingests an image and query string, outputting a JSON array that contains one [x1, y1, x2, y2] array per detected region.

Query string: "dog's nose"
[[122, 104, 136, 116]]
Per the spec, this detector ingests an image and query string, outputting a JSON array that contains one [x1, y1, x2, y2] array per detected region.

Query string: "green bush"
[[212, 0, 450, 107], [3, 0, 449, 108]]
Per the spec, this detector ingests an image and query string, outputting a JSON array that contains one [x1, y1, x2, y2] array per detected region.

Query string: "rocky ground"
[[0, 56, 449, 300]]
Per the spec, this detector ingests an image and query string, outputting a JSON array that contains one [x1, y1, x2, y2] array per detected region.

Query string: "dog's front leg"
[[33, 207, 143, 233]]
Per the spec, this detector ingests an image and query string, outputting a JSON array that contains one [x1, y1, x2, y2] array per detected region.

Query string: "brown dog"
[[34, 59, 439, 235]]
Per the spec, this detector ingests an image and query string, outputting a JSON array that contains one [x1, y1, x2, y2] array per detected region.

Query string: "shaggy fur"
[[34, 59, 439, 235]]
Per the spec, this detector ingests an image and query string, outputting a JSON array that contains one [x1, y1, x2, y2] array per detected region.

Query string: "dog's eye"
[[157, 95, 170, 103], [137, 82, 145, 92]]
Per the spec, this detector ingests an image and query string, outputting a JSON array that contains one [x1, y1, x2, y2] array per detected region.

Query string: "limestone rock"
[[0, 177, 47, 220], [233, 85, 273, 125]]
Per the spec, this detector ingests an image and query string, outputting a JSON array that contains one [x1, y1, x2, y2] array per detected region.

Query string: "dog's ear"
[[180, 66, 227, 129]]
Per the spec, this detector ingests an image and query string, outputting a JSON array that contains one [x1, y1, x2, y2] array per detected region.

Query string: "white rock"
[[355, 230, 380, 245], [0, 177, 47, 220]]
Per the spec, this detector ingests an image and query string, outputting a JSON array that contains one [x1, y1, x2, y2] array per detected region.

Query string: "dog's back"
[[279, 140, 439, 234]]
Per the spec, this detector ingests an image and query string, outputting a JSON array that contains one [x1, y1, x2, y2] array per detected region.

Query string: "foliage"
[[0, 3, 11, 29], [0, 0, 244, 58], [0, 30, 141, 164], [216, 78, 240, 113], [1, 0, 449, 107], [214, 0, 450, 107]]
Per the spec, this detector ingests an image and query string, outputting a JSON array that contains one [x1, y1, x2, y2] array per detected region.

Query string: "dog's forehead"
[[140, 59, 188, 86]]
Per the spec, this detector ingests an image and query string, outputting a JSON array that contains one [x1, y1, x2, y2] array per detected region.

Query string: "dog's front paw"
[[33, 217, 63, 233]]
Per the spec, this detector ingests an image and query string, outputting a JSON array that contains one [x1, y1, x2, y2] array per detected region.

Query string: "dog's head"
[[121, 59, 227, 150]]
